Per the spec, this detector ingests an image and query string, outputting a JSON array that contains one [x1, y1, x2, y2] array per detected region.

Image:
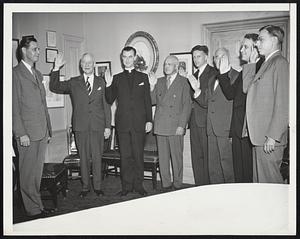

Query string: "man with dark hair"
[[105, 46, 153, 196], [50, 52, 111, 197], [188, 45, 218, 186], [216, 33, 264, 183], [189, 47, 238, 184], [13, 36, 52, 218], [243, 25, 288, 183]]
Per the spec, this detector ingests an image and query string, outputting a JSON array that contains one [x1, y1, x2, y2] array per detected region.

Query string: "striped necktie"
[[86, 77, 91, 95], [31, 67, 40, 86]]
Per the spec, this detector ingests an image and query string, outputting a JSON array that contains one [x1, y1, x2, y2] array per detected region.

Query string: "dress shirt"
[[167, 72, 178, 87], [84, 74, 94, 91], [22, 60, 33, 75], [265, 49, 280, 62], [197, 63, 207, 79]]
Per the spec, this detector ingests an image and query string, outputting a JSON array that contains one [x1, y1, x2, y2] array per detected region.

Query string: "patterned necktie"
[[86, 77, 91, 95], [166, 76, 171, 89]]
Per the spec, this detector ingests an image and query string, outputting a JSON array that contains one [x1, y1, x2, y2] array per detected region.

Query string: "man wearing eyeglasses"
[[243, 25, 289, 183]]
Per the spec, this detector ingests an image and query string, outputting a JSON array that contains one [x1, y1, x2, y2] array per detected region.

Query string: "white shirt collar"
[[198, 63, 207, 78], [84, 73, 94, 90], [167, 72, 178, 85], [84, 73, 94, 82], [22, 60, 33, 74], [265, 50, 280, 62], [125, 67, 135, 73]]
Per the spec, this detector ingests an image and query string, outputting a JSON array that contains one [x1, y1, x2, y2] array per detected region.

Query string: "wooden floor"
[[45, 129, 195, 184]]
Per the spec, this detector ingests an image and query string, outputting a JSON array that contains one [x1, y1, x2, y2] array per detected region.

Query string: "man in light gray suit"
[[243, 25, 289, 183], [13, 36, 52, 218], [149, 55, 192, 190]]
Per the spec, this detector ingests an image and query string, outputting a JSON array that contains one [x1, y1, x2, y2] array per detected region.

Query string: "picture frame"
[[42, 74, 65, 108], [95, 61, 112, 82], [12, 38, 19, 67], [125, 31, 159, 73], [46, 30, 56, 47], [46, 48, 58, 63], [170, 52, 194, 77]]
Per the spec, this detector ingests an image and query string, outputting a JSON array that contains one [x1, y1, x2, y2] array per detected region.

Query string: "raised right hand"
[[148, 71, 158, 86], [54, 52, 66, 70], [20, 135, 30, 147], [187, 74, 200, 91], [249, 45, 259, 63]]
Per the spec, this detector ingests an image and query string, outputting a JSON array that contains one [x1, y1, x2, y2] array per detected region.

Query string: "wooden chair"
[[63, 126, 160, 189], [102, 127, 160, 189]]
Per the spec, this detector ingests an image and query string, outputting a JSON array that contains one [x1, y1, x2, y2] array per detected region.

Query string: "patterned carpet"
[[13, 175, 193, 224]]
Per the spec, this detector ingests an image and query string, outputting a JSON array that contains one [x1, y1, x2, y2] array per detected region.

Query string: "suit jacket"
[[190, 65, 218, 127], [151, 74, 192, 136], [13, 62, 52, 141], [243, 51, 289, 146], [218, 58, 264, 138], [195, 68, 239, 137], [50, 70, 111, 132], [105, 69, 152, 133]]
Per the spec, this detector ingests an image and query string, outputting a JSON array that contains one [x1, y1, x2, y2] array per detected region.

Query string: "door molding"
[[201, 16, 289, 68]]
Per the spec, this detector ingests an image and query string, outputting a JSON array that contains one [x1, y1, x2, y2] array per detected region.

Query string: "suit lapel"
[[253, 51, 281, 83], [162, 74, 180, 103], [90, 75, 101, 98], [78, 75, 89, 94], [19, 62, 38, 86]]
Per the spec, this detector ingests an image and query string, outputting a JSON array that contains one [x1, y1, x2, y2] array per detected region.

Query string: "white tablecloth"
[[7, 183, 295, 235]]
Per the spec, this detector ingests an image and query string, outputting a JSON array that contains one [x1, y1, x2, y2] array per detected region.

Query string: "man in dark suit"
[[50, 53, 111, 197], [188, 45, 218, 186], [189, 47, 238, 184], [217, 33, 264, 183], [149, 55, 192, 190], [13, 36, 52, 218], [243, 25, 289, 183], [105, 46, 152, 196]]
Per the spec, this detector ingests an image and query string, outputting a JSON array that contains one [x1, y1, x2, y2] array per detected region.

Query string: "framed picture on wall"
[[12, 38, 19, 67], [95, 61, 112, 83], [125, 31, 159, 73], [46, 30, 56, 47], [170, 52, 194, 77], [42, 74, 65, 108], [46, 48, 58, 63]]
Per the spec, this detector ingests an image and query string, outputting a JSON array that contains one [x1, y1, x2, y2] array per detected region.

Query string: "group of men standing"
[[12, 24, 289, 219]]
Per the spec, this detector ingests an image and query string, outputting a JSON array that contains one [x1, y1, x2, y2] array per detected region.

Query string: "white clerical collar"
[[265, 49, 280, 62], [22, 60, 33, 74], [125, 67, 135, 73], [198, 63, 207, 78]]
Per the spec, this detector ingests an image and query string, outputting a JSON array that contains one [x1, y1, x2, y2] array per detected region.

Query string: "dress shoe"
[[79, 191, 89, 198], [173, 186, 181, 190], [95, 190, 105, 196], [117, 190, 131, 197], [28, 209, 54, 219], [136, 189, 148, 196]]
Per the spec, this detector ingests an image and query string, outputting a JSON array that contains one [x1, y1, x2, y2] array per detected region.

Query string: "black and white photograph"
[[4, 3, 296, 236]]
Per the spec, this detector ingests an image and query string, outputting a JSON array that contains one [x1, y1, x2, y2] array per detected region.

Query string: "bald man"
[[50, 53, 111, 197], [149, 56, 192, 190]]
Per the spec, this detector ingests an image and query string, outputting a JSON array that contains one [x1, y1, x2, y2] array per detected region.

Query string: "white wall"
[[13, 11, 289, 131]]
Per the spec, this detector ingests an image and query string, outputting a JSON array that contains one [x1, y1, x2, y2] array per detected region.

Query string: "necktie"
[[31, 67, 40, 86], [86, 77, 91, 95], [166, 76, 171, 89]]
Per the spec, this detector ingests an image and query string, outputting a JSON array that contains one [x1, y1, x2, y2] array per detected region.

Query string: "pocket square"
[[138, 82, 144, 86], [97, 86, 102, 90]]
